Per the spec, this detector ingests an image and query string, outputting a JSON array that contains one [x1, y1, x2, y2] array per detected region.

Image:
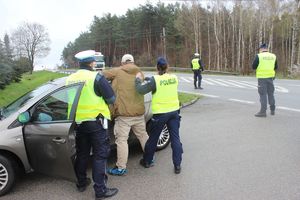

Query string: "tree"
[[11, 22, 50, 74]]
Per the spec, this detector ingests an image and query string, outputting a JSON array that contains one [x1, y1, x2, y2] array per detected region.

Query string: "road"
[[3, 73, 300, 200]]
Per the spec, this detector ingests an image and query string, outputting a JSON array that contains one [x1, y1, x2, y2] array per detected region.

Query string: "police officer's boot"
[[270, 105, 275, 115], [255, 111, 267, 117]]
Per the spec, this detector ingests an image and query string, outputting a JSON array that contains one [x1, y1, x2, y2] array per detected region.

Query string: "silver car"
[[0, 77, 170, 196]]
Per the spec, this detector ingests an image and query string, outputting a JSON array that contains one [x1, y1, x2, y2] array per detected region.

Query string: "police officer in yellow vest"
[[252, 44, 278, 117], [135, 57, 183, 174], [66, 50, 118, 200], [191, 53, 204, 89]]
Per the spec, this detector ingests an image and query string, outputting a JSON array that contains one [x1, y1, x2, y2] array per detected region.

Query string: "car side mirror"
[[18, 111, 30, 124]]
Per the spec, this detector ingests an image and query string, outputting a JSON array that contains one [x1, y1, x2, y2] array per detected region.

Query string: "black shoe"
[[174, 166, 181, 174], [271, 110, 275, 115], [194, 86, 198, 89], [198, 87, 203, 89], [95, 188, 118, 200], [76, 177, 91, 192], [255, 111, 266, 117], [139, 158, 154, 168]]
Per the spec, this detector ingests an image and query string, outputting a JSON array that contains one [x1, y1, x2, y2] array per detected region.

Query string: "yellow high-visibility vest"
[[152, 74, 180, 114], [256, 52, 276, 78], [66, 70, 111, 122], [192, 58, 200, 70]]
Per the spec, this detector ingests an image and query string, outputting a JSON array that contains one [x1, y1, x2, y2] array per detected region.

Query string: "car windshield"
[[1, 83, 54, 119]]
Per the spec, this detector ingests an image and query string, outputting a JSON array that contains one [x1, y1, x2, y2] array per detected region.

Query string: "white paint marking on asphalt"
[[228, 99, 255, 104], [216, 79, 246, 88], [277, 106, 300, 113], [228, 79, 257, 89], [202, 79, 215, 85], [274, 86, 289, 93], [180, 77, 191, 83], [206, 78, 230, 86]]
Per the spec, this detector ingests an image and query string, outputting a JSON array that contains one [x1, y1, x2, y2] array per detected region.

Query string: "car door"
[[23, 83, 83, 181]]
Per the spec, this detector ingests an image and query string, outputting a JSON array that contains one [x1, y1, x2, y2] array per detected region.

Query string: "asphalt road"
[[3, 96, 300, 200]]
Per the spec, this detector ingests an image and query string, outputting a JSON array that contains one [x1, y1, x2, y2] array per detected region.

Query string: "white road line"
[[274, 86, 289, 93], [228, 99, 255, 104], [216, 79, 246, 88], [202, 79, 215, 85], [277, 106, 300, 112], [228, 79, 257, 89], [206, 78, 230, 86], [180, 77, 191, 83]]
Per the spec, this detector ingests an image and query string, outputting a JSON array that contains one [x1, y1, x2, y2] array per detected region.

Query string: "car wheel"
[[145, 122, 171, 151], [156, 124, 170, 151], [0, 155, 17, 197]]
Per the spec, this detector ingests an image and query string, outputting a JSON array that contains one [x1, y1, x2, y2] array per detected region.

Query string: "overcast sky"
[[0, 0, 166, 69]]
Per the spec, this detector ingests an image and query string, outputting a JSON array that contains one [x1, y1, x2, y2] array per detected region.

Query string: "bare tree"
[[11, 22, 50, 73]]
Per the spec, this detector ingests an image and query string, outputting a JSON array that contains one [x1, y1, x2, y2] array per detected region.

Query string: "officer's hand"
[[136, 72, 143, 80]]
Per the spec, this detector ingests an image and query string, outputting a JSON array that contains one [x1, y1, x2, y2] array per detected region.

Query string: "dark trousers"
[[193, 70, 202, 88], [75, 120, 110, 197], [143, 110, 183, 167], [257, 78, 275, 112]]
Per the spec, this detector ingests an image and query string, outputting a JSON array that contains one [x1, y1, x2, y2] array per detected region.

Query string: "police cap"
[[75, 50, 96, 63]]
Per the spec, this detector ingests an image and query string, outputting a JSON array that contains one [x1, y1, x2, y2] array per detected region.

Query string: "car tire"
[[147, 123, 171, 151], [0, 155, 17, 197]]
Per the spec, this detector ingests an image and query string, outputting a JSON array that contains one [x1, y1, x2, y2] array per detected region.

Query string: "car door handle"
[[52, 137, 66, 144]]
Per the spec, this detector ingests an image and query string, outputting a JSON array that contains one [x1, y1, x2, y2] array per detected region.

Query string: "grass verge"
[[0, 71, 67, 107], [0, 70, 200, 108], [178, 92, 201, 105]]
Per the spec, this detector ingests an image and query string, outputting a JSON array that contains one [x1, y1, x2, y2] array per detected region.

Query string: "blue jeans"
[[143, 110, 183, 166], [75, 120, 110, 197]]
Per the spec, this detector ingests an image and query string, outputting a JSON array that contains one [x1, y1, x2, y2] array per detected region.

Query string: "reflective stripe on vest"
[[256, 52, 276, 78], [66, 70, 111, 122], [192, 58, 200, 70], [152, 74, 180, 114]]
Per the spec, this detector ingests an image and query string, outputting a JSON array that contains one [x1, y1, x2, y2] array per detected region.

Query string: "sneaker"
[[198, 87, 203, 89], [107, 167, 128, 176], [255, 111, 266, 117], [174, 166, 181, 174], [194, 86, 198, 89], [139, 158, 154, 168], [76, 177, 91, 192], [95, 188, 118, 200]]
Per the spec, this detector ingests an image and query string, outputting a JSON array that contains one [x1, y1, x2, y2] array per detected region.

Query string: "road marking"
[[180, 77, 191, 83], [228, 99, 255, 104], [228, 79, 257, 89], [202, 79, 215, 85], [206, 78, 230, 86], [277, 106, 300, 112], [274, 86, 289, 93], [216, 79, 246, 88]]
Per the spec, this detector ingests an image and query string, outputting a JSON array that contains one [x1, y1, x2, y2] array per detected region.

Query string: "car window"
[[1, 83, 54, 118], [32, 85, 81, 123]]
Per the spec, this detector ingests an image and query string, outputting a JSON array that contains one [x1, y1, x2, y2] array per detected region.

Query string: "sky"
[[0, 0, 165, 70]]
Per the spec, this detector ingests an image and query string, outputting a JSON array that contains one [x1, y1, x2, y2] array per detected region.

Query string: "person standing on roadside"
[[66, 50, 118, 200], [135, 57, 183, 174], [252, 43, 278, 117], [191, 53, 204, 89], [102, 54, 149, 176]]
